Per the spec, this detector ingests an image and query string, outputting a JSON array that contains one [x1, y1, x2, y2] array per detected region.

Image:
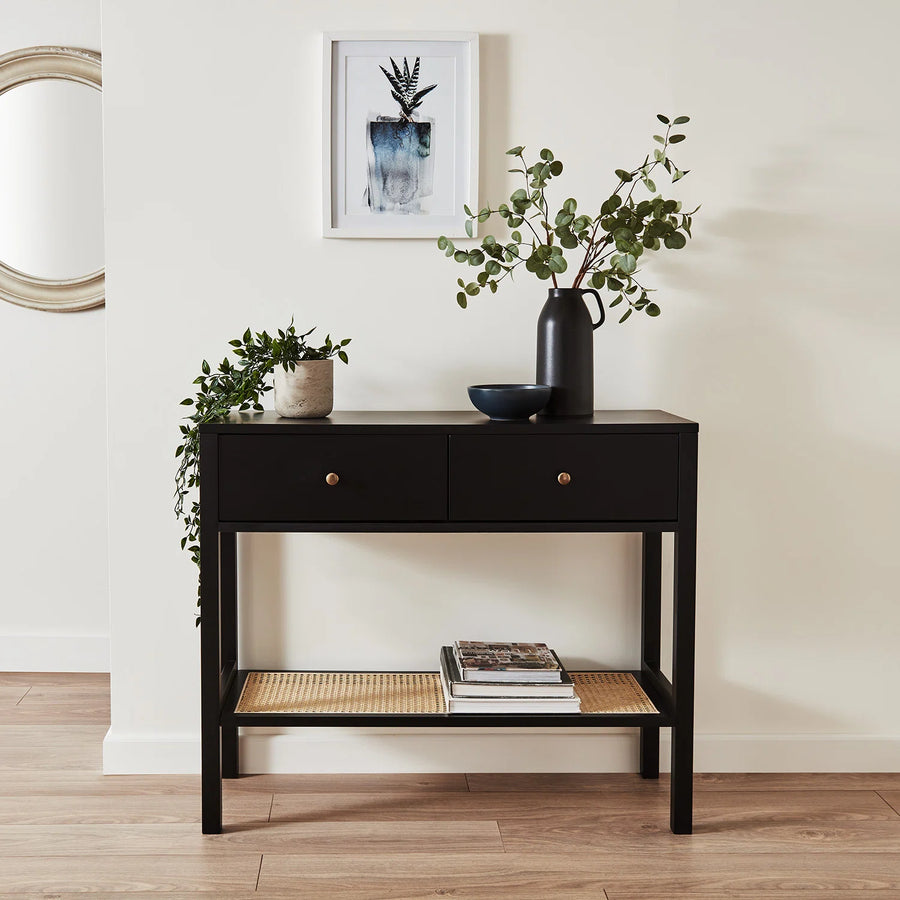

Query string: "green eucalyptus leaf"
[[506, 145, 525, 155], [590, 272, 605, 289], [463, 205, 473, 217], [673, 115, 690, 124], [669, 134, 686, 143], [549, 160, 563, 176], [646, 302, 661, 316], [464, 219, 474, 238], [619, 308, 633, 323], [657, 114, 670, 124], [615, 169, 633, 182], [664, 231, 687, 249], [457, 291, 468, 308]]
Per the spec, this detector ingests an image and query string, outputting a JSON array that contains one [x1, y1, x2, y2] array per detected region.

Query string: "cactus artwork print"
[[366, 57, 437, 214]]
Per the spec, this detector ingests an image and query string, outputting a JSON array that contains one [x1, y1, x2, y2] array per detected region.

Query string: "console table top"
[[200, 409, 698, 434]]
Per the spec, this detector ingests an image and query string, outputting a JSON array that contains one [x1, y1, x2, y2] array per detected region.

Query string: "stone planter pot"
[[273, 359, 333, 418]]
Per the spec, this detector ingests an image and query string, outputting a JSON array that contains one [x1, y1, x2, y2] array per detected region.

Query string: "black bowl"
[[467, 384, 551, 422]]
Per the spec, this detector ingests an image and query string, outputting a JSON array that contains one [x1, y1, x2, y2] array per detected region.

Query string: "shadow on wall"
[[656, 132, 900, 733]]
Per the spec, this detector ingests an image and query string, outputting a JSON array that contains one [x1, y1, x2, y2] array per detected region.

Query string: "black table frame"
[[198, 411, 698, 835]]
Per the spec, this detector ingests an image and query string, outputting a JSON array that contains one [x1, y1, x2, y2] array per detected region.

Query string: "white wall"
[[0, 0, 108, 673], [102, 0, 900, 773]]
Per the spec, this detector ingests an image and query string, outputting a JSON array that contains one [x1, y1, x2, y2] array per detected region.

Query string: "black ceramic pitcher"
[[536, 288, 605, 417]]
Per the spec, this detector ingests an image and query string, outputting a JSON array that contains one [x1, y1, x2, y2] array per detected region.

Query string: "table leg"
[[640, 531, 662, 779], [220, 532, 239, 779], [200, 433, 222, 834], [670, 434, 697, 835]]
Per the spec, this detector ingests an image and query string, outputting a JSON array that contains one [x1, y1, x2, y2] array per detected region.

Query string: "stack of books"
[[439, 641, 581, 713]]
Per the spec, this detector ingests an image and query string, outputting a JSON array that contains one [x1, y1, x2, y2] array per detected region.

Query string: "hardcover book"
[[438, 659, 581, 714], [453, 640, 563, 682], [440, 647, 575, 698]]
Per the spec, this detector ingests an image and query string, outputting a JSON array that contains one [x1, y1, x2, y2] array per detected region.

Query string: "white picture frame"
[[323, 32, 479, 239]]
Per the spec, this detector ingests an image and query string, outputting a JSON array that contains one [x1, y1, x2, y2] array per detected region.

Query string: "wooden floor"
[[2, 674, 900, 897]]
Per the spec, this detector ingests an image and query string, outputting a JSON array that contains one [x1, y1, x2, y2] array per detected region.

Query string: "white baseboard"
[[102, 728, 900, 775], [0, 633, 109, 672]]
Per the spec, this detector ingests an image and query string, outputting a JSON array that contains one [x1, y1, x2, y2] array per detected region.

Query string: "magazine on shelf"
[[453, 640, 563, 682], [440, 647, 575, 698], [438, 658, 581, 714]]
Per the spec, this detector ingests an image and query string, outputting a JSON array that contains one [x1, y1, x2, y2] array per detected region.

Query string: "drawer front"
[[449, 434, 678, 521], [218, 435, 448, 522]]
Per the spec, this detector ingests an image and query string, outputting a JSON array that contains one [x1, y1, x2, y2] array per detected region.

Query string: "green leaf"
[[590, 272, 605, 289], [617, 253, 637, 274], [338, 350, 349, 364], [437, 236, 448, 250], [654, 149, 664, 162], [457, 292, 468, 308], [463, 205, 473, 217], [615, 169, 633, 182], [607, 277, 623, 291], [465, 282, 480, 295], [468, 249, 485, 266], [559, 230, 579, 249], [506, 145, 525, 155], [547, 255, 568, 274], [485, 260, 502, 276], [478, 209, 490, 223], [657, 114, 670, 124], [549, 160, 563, 176], [540, 148, 554, 161], [653, 135, 665, 144], [646, 303, 661, 316], [465, 219, 474, 238], [454, 250, 468, 263], [643, 178, 656, 192], [201, 360, 210, 375], [673, 115, 690, 124], [664, 231, 687, 249], [511, 230, 522, 242], [619, 308, 633, 323], [669, 134, 686, 143]]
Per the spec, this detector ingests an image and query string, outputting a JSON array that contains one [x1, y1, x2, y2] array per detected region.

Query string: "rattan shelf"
[[222, 668, 670, 729]]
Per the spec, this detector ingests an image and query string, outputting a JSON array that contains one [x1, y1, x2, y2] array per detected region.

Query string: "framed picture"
[[323, 32, 479, 239]]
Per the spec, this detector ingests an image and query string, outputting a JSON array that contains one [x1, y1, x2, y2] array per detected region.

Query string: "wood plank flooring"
[[1, 673, 899, 897]]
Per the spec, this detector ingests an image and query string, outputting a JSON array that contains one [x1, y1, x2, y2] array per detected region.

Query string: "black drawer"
[[449, 434, 678, 521], [218, 435, 448, 522]]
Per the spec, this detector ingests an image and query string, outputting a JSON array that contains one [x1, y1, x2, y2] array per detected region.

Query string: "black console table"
[[199, 410, 698, 834]]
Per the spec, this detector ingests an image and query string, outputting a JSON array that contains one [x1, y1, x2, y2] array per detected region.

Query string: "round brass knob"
[[325, 472, 340, 486], [557, 472, 571, 486]]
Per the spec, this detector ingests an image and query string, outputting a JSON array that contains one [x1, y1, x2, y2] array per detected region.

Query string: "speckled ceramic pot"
[[273, 359, 333, 418]]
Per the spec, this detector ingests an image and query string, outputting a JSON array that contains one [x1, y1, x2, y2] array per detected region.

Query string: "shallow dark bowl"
[[467, 383, 551, 422]]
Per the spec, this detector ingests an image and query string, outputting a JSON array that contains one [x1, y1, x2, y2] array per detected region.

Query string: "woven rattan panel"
[[235, 671, 657, 715], [572, 672, 658, 714], [236, 672, 446, 714]]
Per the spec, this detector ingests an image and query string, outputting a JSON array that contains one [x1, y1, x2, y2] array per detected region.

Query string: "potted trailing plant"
[[437, 114, 699, 416], [174, 321, 350, 618], [367, 56, 438, 213]]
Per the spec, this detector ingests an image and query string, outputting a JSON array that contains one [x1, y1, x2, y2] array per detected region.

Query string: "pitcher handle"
[[583, 288, 605, 330]]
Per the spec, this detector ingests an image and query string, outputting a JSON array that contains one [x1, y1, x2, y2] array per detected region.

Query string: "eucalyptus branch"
[[439, 114, 698, 315]]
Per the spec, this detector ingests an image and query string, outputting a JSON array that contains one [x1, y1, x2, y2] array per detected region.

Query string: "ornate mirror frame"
[[0, 46, 104, 312]]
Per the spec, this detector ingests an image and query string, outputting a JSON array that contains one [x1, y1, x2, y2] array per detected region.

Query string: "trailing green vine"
[[174, 322, 351, 622]]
